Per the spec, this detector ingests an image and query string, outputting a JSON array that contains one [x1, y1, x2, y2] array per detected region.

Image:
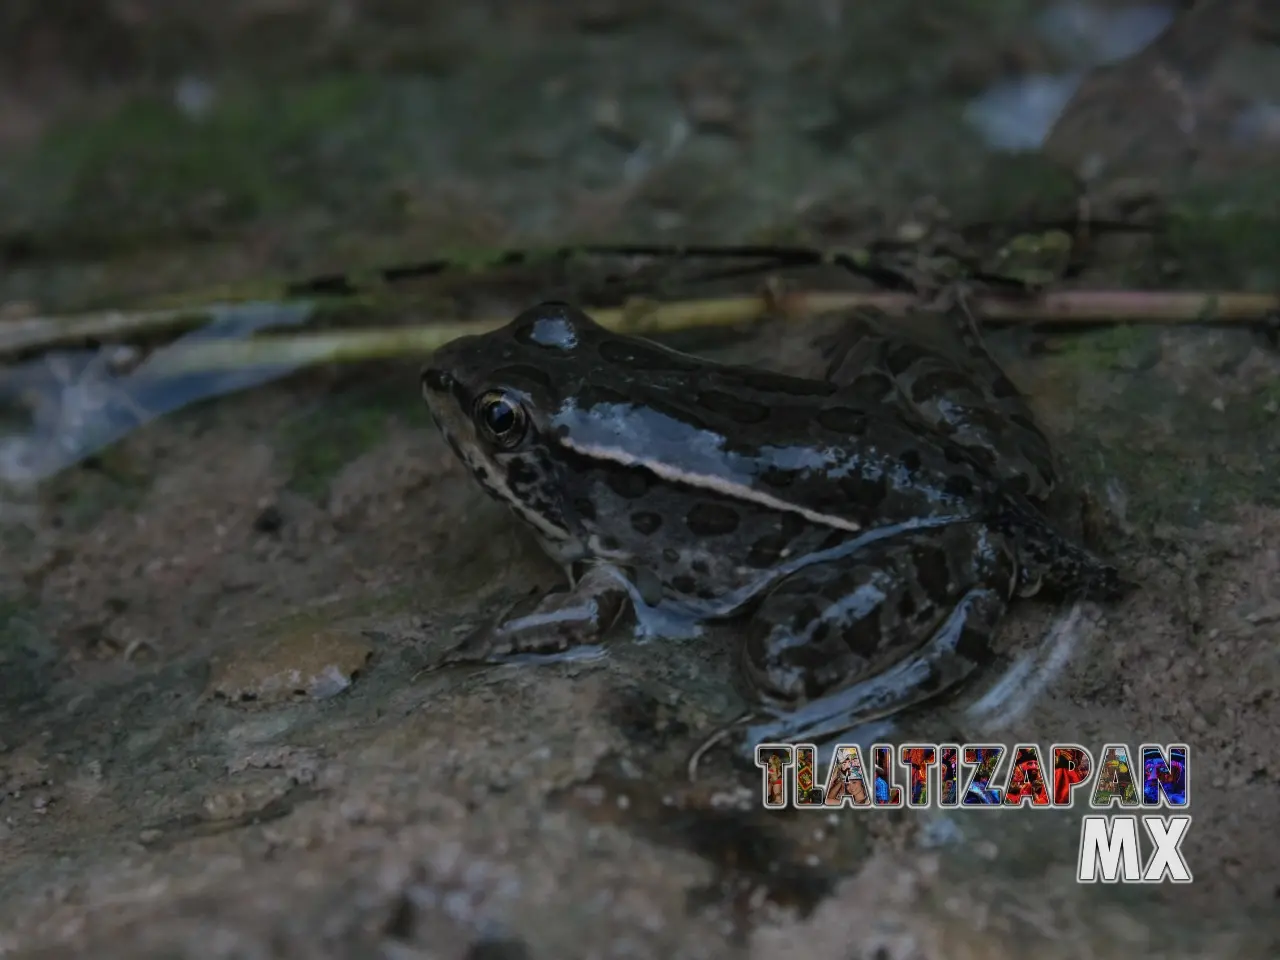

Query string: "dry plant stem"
[[12, 288, 1280, 374], [1, 305, 220, 355]]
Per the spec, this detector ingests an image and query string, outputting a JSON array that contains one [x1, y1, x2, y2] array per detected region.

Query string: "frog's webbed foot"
[[737, 585, 1008, 754], [424, 565, 631, 674]]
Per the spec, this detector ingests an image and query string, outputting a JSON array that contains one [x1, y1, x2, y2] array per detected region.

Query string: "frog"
[[420, 300, 1123, 743]]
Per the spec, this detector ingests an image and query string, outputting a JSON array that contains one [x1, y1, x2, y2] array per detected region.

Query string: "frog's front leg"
[[437, 563, 632, 667], [736, 524, 1015, 746]]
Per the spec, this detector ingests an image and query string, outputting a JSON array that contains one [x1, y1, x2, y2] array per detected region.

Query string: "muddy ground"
[[1, 1, 1279, 958]]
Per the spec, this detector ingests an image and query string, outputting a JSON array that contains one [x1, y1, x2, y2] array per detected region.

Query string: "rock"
[[207, 627, 373, 705]]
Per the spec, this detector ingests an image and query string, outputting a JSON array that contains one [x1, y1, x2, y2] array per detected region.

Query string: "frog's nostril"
[[422, 369, 451, 394]]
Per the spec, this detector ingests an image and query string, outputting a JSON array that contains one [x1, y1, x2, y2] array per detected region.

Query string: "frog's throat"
[[557, 437, 863, 533]]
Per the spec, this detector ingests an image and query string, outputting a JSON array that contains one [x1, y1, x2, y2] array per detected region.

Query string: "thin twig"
[[130, 288, 1280, 377], [1, 305, 235, 355]]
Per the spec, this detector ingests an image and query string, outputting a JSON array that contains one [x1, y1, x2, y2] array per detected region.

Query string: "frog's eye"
[[474, 390, 527, 449]]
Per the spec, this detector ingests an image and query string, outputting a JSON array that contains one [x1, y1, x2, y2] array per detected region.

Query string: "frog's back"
[[552, 340, 1002, 535]]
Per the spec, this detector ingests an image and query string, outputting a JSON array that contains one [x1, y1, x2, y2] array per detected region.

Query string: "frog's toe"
[[445, 622, 569, 664], [419, 622, 608, 680], [416, 623, 507, 674]]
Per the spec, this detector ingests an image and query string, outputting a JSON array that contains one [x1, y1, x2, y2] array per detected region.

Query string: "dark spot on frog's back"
[[910, 369, 980, 403], [759, 465, 794, 489], [885, 343, 930, 376], [598, 337, 700, 372], [911, 542, 954, 606], [816, 405, 868, 435], [898, 590, 917, 620], [839, 473, 888, 510], [696, 389, 770, 424], [746, 512, 808, 567], [746, 534, 789, 568], [842, 606, 884, 659], [844, 371, 894, 402], [944, 473, 975, 498], [1007, 473, 1032, 496], [685, 502, 741, 537], [631, 511, 663, 535], [604, 466, 652, 499], [732, 368, 835, 397], [573, 497, 597, 521], [671, 574, 698, 595], [946, 440, 996, 472]]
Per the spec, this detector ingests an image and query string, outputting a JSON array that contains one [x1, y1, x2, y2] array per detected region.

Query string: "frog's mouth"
[[421, 368, 477, 450]]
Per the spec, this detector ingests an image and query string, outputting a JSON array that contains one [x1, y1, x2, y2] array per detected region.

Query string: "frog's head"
[[421, 301, 609, 553]]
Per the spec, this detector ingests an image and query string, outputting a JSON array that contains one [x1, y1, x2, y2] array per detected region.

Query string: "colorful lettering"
[[1090, 743, 1140, 808], [823, 745, 871, 807], [794, 744, 825, 807], [1052, 744, 1094, 807], [962, 745, 1006, 806], [1003, 744, 1051, 807], [871, 744, 903, 807], [900, 745, 938, 808], [1141, 744, 1189, 807], [938, 745, 960, 807], [755, 744, 793, 809]]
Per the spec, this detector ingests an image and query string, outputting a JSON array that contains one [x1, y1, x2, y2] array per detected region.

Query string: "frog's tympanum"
[[422, 301, 1123, 741]]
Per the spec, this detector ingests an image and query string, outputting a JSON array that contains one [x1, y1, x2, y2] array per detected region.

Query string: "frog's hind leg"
[[822, 303, 1059, 507], [742, 584, 1009, 749], [735, 524, 1015, 747]]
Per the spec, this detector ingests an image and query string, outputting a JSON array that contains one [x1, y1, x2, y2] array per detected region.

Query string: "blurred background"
[[3, 0, 1276, 313]]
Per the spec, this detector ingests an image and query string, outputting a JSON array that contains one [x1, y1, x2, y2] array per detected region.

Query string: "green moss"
[[1035, 325, 1161, 378], [4, 75, 382, 255], [945, 154, 1082, 228], [279, 377, 429, 500], [1052, 352, 1280, 529], [1161, 172, 1280, 289], [0, 595, 53, 710], [40, 444, 153, 532]]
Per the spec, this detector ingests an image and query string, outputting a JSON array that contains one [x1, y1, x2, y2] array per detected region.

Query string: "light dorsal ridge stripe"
[[561, 439, 861, 533]]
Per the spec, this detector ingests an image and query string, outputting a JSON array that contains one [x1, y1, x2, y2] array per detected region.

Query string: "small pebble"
[[974, 840, 999, 860]]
